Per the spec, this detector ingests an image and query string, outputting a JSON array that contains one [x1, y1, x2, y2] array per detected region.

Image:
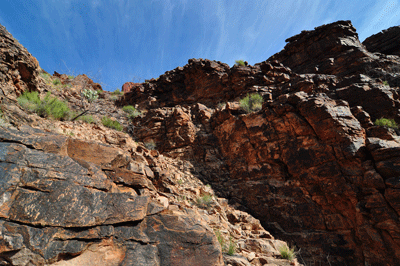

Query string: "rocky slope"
[[0, 24, 301, 266], [2, 19, 400, 266], [120, 20, 400, 266]]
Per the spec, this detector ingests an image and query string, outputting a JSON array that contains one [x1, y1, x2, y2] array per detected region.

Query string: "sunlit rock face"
[[3, 19, 400, 266], [120, 20, 400, 265]]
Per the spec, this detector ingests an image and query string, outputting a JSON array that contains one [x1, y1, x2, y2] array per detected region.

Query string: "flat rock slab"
[[0, 126, 223, 265]]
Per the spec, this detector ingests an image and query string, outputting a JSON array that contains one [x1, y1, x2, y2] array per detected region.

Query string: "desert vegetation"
[[374, 117, 398, 129], [122, 105, 141, 119], [101, 116, 123, 131], [239, 93, 263, 113], [18, 91, 70, 120]]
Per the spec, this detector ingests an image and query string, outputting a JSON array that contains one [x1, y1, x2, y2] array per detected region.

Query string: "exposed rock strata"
[[2, 19, 400, 266], [0, 24, 41, 99], [122, 21, 400, 266], [0, 23, 299, 266], [363, 26, 400, 57]]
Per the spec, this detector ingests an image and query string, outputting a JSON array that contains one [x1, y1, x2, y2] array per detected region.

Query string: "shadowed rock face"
[[0, 126, 223, 266], [123, 20, 400, 265], [363, 26, 400, 57]]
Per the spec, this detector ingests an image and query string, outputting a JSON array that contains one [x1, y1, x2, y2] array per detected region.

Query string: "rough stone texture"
[[0, 25, 41, 99], [363, 26, 400, 57], [4, 19, 400, 266], [122, 81, 141, 93], [121, 20, 400, 266], [266, 20, 400, 79], [119, 58, 292, 109], [0, 126, 223, 266]]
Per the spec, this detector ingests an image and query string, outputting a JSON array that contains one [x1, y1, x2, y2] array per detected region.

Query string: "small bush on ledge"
[[18, 91, 70, 120], [239, 93, 263, 113], [279, 245, 297, 261], [101, 116, 123, 131], [374, 118, 398, 129], [235, 60, 245, 66], [195, 193, 213, 209], [122, 105, 141, 119]]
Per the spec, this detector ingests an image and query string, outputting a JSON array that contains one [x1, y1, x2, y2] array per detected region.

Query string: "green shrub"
[[112, 89, 123, 95], [18, 91, 70, 120], [214, 230, 236, 256], [239, 93, 263, 113], [144, 140, 156, 150], [279, 245, 296, 261], [77, 114, 95, 124], [235, 60, 245, 66], [101, 116, 123, 131], [52, 78, 61, 86], [37, 92, 70, 120], [195, 194, 213, 209], [227, 237, 237, 255], [18, 91, 41, 112], [375, 118, 398, 129], [214, 229, 225, 249], [68, 75, 74, 79], [122, 105, 141, 119], [383, 80, 389, 86]]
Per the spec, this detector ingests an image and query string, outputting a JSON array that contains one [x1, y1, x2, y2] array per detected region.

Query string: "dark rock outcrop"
[[122, 20, 400, 266], [119, 59, 291, 109], [363, 26, 400, 57], [0, 24, 41, 98], [0, 126, 223, 266]]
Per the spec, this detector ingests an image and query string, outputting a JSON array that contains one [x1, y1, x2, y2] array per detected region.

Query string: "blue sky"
[[0, 1, 399, 91]]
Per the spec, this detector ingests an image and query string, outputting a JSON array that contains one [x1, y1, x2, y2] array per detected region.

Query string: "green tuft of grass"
[[101, 116, 123, 131], [239, 93, 263, 113], [279, 245, 296, 261], [227, 237, 237, 256], [122, 105, 141, 119], [18, 91, 71, 120], [18, 91, 41, 112], [375, 117, 398, 129], [112, 89, 124, 95], [235, 60, 245, 66], [195, 194, 213, 209], [37, 92, 70, 120], [214, 229, 225, 249], [77, 114, 95, 124], [214, 230, 237, 256], [383, 80, 389, 86], [52, 78, 61, 86]]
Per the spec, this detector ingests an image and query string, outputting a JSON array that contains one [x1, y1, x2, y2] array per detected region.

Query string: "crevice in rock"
[[18, 185, 50, 194]]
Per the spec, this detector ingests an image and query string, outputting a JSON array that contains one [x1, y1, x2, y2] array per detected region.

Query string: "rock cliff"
[[2, 19, 400, 266], [120, 21, 400, 266], [362, 25, 400, 57], [0, 23, 301, 266]]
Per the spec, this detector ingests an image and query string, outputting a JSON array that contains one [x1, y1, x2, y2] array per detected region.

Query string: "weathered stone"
[[363, 26, 400, 56]]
